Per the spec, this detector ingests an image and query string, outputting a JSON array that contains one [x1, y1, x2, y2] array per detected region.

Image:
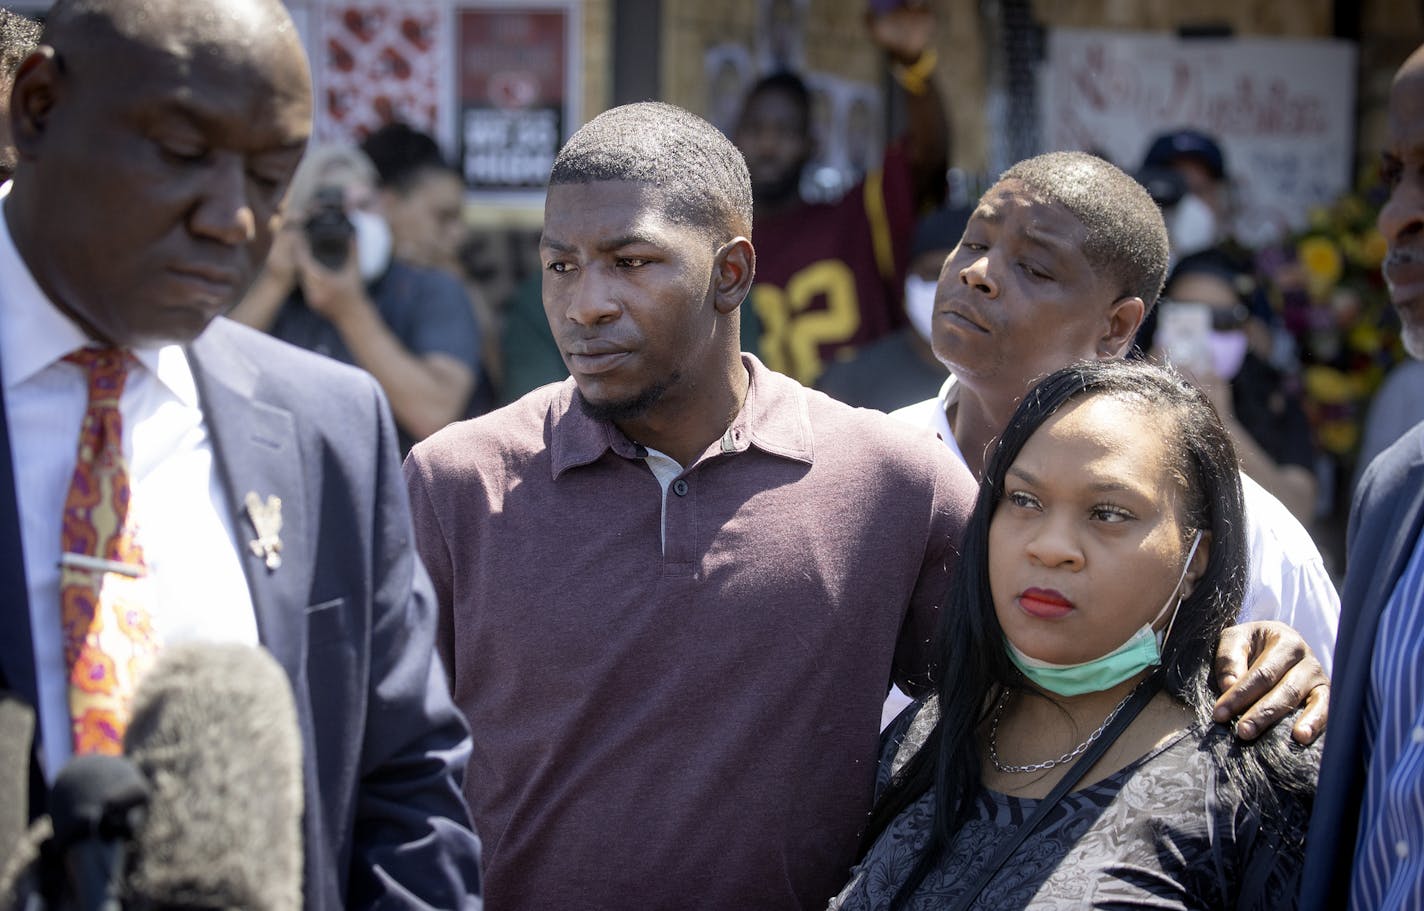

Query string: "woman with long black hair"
[[831, 359, 1318, 910]]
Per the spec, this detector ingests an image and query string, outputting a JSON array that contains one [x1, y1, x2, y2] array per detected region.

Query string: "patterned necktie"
[[59, 347, 159, 756]]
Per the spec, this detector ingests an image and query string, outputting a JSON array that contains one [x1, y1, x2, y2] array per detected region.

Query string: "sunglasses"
[[1163, 299, 1251, 331]]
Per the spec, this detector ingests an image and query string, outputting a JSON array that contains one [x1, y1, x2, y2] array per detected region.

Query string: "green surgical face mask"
[[1005, 529, 1204, 697]]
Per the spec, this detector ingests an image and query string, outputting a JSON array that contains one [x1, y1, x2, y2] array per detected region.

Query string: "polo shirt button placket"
[[664, 477, 695, 572]]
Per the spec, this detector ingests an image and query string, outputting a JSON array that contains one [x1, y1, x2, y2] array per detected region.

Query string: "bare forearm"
[[331, 302, 475, 441], [231, 270, 294, 332], [871, 8, 949, 191], [1227, 416, 1317, 523]]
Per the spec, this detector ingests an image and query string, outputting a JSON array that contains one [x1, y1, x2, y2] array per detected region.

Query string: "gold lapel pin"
[[244, 491, 284, 571]]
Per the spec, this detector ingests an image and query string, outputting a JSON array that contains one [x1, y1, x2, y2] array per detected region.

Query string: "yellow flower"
[[1340, 234, 1363, 268], [1336, 194, 1367, 226], [1299, 236, 1344, 293], [1303, 364, 1356, 403], [1318, 421, 1359, 456], [1348, 319, 1378, 348]]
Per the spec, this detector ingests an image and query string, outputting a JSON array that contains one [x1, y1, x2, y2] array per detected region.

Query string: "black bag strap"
[[946, 678, 1162, 911]]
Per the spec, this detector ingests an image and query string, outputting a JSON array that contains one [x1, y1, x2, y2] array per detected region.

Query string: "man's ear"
[[712, 236, 756, 315], [1098, 295, 1146, 359], [10, 47, 62, 158]]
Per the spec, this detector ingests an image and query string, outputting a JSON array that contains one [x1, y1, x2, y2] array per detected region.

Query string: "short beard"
[[577, 374, 679, 423]]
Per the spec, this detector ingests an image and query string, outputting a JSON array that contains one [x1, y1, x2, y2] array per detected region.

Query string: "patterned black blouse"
[[829, 699, 1313, 910]]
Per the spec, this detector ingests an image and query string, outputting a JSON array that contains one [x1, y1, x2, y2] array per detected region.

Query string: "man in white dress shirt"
[[0, 0, 482, 906], [886, 151, 1335, 736]]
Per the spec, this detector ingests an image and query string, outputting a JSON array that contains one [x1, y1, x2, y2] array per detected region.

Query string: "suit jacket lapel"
[[0, 360, 37, 709], [1355, 441, 1424, 629], [187, 326, 310, 680], [1334, 434, 1424, 760], [0, 353, 49, 821]]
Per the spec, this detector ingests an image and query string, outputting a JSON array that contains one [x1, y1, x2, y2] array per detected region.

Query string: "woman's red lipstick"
[[1018, 587, 1074, 619]]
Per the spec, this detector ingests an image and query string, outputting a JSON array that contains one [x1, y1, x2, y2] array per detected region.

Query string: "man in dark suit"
[[1300, 43, 1424, 909], [0, 0, 482, 907]]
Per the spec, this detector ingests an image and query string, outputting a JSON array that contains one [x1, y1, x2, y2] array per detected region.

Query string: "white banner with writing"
[[1039, 29, 1358, 246]]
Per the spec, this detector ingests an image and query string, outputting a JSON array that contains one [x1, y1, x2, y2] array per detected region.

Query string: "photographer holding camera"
[[234, 144, 480, 450]]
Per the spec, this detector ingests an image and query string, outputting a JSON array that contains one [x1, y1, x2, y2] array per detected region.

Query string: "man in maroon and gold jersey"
[[734, 5, 947, 386]]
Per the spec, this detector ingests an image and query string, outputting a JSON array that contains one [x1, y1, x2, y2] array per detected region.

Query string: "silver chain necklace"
[[988, 682, 1144, 774]]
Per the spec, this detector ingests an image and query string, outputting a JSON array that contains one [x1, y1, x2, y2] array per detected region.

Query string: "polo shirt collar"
[[549, 353, 815, 479], [722, 353, 813, 464], [549, 379, 643, 478]]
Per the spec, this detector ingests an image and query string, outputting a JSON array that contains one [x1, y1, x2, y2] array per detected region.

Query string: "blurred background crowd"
[[2, 0, 1413, 578]]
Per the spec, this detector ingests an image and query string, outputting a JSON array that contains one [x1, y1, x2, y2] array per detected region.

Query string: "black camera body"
[[304, 185, 354, 270]]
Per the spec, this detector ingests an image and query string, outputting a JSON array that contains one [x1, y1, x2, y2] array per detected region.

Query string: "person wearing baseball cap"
[[1141, 128, 1233, 261]]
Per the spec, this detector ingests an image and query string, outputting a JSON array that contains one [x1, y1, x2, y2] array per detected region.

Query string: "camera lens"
[[305, 186, 354, 270]]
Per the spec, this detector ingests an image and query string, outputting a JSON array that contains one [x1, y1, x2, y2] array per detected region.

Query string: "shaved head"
[[0, 8, 41, 181], [0, 8, 38, 74], [5, 0, 313, 347], [40, 0, 308, 88], [1399, 42, 1424, 81], [43, 0, 299, 43]]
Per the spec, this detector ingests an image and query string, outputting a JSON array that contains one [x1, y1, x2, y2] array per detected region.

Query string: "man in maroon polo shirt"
[[406, 101, 978, 909]]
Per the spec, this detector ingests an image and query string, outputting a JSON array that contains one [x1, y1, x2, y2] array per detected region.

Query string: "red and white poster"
[[457, 7, 573, 199], [314, 1, 449, 142]]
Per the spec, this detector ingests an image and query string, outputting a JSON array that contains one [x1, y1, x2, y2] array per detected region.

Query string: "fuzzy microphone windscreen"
[[123, 642, 304, 911]]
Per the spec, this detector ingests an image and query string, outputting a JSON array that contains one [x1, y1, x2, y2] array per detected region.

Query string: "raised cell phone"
[[1157, 301, 1213, 378]]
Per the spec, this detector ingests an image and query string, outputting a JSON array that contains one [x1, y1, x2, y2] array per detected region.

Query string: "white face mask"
[[1208, 329, 1249, 381], [351, 209, 393, 282], [1166, 193, 1218, 261], [903, 275, 937, 344]]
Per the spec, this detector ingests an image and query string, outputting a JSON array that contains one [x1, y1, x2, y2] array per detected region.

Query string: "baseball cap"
[[1142, 129, 1226, 181]]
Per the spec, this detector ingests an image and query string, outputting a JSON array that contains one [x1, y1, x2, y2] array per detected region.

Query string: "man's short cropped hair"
[[1001, 151, 1170, 312], [550, 101, 753, 240], [0, 7, 41, 76]]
